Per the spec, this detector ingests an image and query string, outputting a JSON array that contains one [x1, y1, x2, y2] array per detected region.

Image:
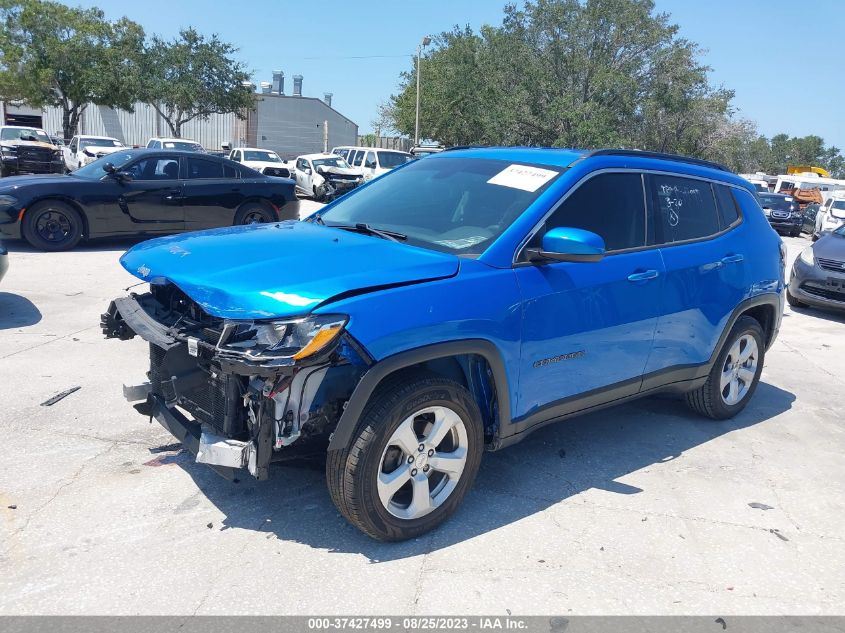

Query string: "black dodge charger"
[[0, 149, 300, 251]]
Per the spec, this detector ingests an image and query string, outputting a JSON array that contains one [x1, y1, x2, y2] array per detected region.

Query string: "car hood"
[[814, 231, 845, 259], [1, 140, 55, 150], [317, 165, 358, 177], [243, 160, 287, 170], [0, 173, 74, 192], [120, 221, 460, 320], [84, 145, 124, 155]]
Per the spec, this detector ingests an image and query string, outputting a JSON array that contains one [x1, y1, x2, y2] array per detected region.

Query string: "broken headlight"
[[219, 314, 348, 362]]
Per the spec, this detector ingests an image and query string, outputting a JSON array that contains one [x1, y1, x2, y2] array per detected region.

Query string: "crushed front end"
[[102, 282, 370, 480]]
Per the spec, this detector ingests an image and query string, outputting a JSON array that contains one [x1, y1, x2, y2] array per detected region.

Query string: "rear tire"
[[22, 200, 84, 251], [233, 201, 275, 225], [685, 316, 765, 420], [326, 373, 484, 541]]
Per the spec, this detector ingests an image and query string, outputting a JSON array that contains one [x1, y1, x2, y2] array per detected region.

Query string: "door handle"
[[164, 189, 182, 201], [627, 269, 659, 282], [721, 254, 744, 264]]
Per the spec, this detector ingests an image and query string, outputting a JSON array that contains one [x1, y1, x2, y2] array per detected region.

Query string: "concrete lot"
[[0, 227, 843, 615]]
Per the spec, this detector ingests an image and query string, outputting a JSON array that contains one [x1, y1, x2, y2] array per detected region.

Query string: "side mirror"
[[221, 142, 231, 151], [527, 227, 605, 263], [103, 162, 116, 174], [304, 168, 312, 175]]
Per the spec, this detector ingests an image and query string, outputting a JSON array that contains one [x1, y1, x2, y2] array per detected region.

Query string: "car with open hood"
[[0, 148, 299, 251], [0, 125, 64, 177], [103, 148, 784, 541]]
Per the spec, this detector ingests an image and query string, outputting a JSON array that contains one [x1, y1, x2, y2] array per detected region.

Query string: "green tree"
[[0, 0, 144, 140], [388, 0, 735, 153], [140, 28, 254, 138]]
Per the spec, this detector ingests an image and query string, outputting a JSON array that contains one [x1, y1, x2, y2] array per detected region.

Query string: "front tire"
[[326, 373, 484, 541], [685, 315, 765, 420], [22, 200, 84, 251]]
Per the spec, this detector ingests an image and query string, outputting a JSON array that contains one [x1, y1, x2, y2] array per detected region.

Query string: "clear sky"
[[63, 0, 845, 149]]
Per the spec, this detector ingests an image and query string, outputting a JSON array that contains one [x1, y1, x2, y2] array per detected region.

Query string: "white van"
[[331, 146, 412, 181]]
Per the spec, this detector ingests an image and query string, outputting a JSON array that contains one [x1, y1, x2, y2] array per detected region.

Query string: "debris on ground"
[[148, 443, 183, 454], [207, 522, 213, 529], [7, 504, 16, 510], [40, 386, 81, 406], [715, 618, 727, 630], [770, 528, 789, 542], [749, 502, 775, 510]]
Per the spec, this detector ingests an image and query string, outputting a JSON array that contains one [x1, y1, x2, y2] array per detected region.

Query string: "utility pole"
[[414, 35, 432, 146]]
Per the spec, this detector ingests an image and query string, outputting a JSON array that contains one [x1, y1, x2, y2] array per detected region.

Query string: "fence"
[[356, 135, 412, 152]]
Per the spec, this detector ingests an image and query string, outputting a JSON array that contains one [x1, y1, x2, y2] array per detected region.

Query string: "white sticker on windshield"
[[487, 164, 558, 192], [435, 236, 488, 250]]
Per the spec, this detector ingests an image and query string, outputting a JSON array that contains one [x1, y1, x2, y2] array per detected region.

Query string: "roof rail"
[[574, 149, 732, 173]]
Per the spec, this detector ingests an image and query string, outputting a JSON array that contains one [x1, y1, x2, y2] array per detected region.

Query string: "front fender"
[[326, 339, 511, 452]]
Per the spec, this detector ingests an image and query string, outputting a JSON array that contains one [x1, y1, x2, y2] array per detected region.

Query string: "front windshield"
[[1, 127, 51, 143], [313, 157, 349, 169], [244, 150, 281, 162], [163, 141, 202, 151], [319, 157, 561, 256], [80, 138, 122, 148], [71, 151, 135, 179]]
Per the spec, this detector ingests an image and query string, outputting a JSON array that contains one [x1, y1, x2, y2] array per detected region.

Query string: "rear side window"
[[539, 172, 646, 252], [187, 157, 223, 179], [649, 175, 720, 244], [714, 184, 740, 228], [351, 150, 364, 167]]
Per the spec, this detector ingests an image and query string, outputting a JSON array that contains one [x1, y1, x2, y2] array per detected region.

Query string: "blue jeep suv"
[[103, 148, 785, 540]]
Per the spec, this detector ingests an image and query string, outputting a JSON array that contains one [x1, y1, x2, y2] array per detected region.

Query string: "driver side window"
[[124, 157, 180, 181], [532, 172, 646, 253]]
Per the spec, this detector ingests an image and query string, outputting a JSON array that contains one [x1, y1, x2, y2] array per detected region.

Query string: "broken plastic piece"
[[40, 386, 81, 406]]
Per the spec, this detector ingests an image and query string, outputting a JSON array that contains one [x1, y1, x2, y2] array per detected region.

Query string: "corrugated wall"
[[42, 103, 237, 149], [39, 96, 358, 156]]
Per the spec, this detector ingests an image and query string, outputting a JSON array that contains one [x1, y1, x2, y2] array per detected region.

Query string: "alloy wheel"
[[377, 406, 468, 520], [34, 209, 73, 245], [720, 334, 759, 406]]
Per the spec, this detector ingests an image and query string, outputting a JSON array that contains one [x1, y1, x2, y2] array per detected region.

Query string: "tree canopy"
[[0, 0, 145, 139], [386, 0, 845, 177], [140, 28, 255, 138]]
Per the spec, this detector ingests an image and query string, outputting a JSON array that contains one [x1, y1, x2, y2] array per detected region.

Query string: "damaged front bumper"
[[103, 290, 369, 480]]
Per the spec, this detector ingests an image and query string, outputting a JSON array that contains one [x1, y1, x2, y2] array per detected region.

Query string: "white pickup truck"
[[64, 135, 125, 171]]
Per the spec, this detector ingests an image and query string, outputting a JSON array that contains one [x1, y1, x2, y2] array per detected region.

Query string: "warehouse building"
[[1, 72, 357, 159]]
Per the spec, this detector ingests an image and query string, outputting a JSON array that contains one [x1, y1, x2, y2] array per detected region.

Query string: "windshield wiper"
[[327, 222, 407, 242]]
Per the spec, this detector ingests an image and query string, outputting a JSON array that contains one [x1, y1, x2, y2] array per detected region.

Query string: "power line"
[[297, 54, 414, 60]]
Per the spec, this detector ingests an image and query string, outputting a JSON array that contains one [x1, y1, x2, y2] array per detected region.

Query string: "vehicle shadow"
[[787, 304, 845, 325], [175, 381, 795, 560], [0, 292, 42, 329]]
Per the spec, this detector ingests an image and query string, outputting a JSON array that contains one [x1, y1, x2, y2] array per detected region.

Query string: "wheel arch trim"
[[327, 339, 511, 452]]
